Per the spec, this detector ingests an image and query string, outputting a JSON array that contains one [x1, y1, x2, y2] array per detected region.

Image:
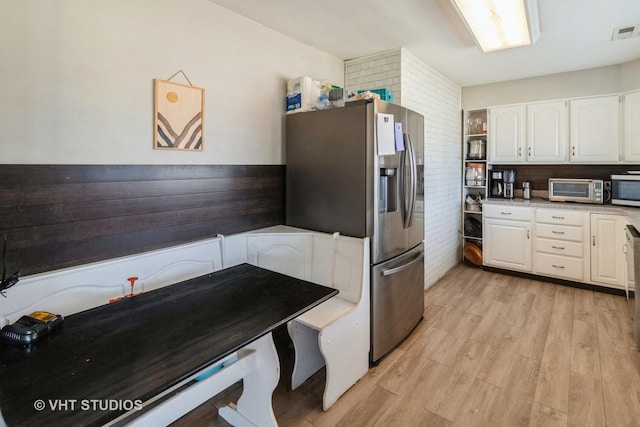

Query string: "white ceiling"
[[209, 0, 640, 87]]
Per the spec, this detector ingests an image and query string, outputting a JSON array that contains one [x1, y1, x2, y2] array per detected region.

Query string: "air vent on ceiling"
[[611, 24, 640, 40]]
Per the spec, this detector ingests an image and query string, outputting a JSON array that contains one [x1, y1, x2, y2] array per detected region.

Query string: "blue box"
[[286, 93, 302, 111]]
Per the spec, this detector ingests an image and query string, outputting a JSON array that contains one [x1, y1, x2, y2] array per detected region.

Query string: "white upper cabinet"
[[526, 100, 568, 163], [489, 104, 525, 163], [486, 93, 635, 164], [623, 90, 640, 162], [569, 95, 621, 163]]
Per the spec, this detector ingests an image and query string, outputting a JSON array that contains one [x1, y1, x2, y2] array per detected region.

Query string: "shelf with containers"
[[462, 108, 488, 265]]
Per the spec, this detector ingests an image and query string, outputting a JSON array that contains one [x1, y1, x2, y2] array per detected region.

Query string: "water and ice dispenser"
[[379, 168, 397, 213]]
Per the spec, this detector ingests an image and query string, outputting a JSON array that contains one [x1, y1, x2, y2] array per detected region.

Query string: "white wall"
[[462, 60, 640, 109], [0, 0, 344, 165], [621, 59, 640, 91], [400, 50, 462, 288], [345, 49, 462, 288], [343, 50, 402, 104]]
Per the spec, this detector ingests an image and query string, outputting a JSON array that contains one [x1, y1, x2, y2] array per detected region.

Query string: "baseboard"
[[481, 265, 635, 298]]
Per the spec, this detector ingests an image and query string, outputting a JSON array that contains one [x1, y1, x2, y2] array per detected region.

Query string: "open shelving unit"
[[462, 108, 488, 264]]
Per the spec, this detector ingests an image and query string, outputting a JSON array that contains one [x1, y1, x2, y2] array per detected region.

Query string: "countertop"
[[482, 197, 640, 229]]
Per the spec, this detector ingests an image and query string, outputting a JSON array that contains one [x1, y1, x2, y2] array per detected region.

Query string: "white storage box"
[[286, 76, 320, 114]]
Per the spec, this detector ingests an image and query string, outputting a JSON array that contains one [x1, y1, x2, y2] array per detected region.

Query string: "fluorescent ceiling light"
[[451, 0, 540, 52]]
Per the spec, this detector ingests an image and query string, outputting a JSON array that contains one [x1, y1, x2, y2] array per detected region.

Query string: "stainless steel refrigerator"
[[286, 99, 425, 363]]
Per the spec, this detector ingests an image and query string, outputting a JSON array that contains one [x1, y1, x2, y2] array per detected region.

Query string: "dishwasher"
[[624, 224, 640, 351]]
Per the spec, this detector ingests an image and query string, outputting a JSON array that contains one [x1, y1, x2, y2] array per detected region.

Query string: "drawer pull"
[[500, 212, 512, 215], [552, 216, 565, 220], [551, 230, 565, 235], [551, 246, 565, 250], [552, 264, 565, 269]]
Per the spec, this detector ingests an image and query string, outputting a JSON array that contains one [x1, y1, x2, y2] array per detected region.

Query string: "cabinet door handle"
[[552, 216, 565, 220], [552, 264, 565, 269], [527, 229, 530, 239], [500, 211, 512, 215], [592, 235, 596, 246], [552, 230, 565, 235], [528, 146, 531, 156], [552, 246, 565, 250], [518, 147, 522, 157], [572, 146, 576, 156]]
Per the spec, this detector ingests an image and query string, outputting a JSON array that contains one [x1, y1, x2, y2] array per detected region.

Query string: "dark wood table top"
[[0, 263, 337, 426]]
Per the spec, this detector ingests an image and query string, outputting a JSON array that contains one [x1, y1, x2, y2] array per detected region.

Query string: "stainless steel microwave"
[[548, 178, 604, 204], [612, 174, 640, 207]]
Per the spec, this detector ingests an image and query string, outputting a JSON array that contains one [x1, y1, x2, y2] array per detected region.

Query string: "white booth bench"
[[0, 225, 370, 417], [0, 238, 225, 326], [230, 226, 370, 410]]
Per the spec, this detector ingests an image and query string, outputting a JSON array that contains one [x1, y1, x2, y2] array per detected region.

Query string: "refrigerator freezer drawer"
[[371, 243, 424, 362]]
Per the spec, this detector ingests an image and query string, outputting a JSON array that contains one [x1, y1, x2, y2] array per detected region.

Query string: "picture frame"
[[153, 79, 204, 151]]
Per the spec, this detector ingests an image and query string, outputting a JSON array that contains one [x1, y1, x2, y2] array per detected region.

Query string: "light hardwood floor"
[[173, 263, 640, 427]]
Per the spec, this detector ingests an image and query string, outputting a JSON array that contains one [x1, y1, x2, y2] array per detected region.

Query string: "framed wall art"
[[153, 76, 204, 151]]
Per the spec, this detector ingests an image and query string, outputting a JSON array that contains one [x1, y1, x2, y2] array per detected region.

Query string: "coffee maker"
[[489, 169, 515, 199], [503, 169, 515, 199], [490, 170, 504, 197]]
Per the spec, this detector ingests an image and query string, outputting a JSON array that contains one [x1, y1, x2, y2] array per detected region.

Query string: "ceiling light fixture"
[[451, 0, 540, 53]]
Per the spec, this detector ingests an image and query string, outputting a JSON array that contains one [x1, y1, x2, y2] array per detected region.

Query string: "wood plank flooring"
[[172, 263, 640, 427]]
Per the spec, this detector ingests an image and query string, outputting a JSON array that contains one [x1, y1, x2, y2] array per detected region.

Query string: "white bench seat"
[[0, 238, 224, 326], [1, 226, 369, 416], [295, 297, 355, 330], [239, 226, 370, 411]]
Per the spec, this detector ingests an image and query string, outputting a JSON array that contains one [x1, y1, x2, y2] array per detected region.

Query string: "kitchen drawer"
[[536, 209, 585, 226], [535, 237, 583, 257], [484, 204, 532, 221], [535, 252, 584, 281], [536, 223, 583, 242]]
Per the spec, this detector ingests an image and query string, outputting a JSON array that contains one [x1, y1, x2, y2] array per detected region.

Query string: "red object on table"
[[127, 277, 139, 297], [109, 276, 141, 303]]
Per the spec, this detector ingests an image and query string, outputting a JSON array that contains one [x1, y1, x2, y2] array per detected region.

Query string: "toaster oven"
[[548, 178, 604, 204]]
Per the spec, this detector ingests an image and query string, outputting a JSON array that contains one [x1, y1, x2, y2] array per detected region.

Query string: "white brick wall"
[[344, 50, 402, 104], [401, 49, 462, 288], [345, 49, 462, 289]]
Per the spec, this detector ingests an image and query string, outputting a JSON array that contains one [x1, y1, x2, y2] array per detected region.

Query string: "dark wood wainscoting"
[[0, 165, 284, 276]]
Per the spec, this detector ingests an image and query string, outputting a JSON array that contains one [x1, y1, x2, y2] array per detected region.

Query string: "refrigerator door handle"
[[409, 133, 417, 227], [403, 133, 417, 228], [381, 253, 424, 276], [399, 140, 408, 227]]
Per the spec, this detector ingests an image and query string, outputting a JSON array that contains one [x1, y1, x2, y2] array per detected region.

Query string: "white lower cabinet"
[[483, 204, 628, 291], [535, 253, 584, 279], [483, 205, 532, 272], [534, 209, 589, 281], [590, 213, 626, 289]]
